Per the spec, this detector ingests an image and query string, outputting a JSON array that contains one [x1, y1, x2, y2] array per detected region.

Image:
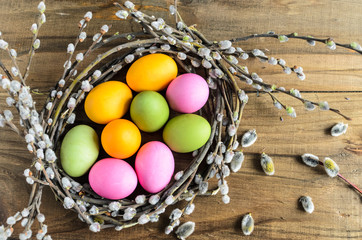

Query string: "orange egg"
[[84, 81, 132, 124], [126, 53, 178, 92], [101, 119, 141, 159]]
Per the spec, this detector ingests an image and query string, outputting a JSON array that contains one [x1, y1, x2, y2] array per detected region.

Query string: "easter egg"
[[126, 53, 178, 92], [89, 158, 137, 199], [60, 125, 99, 177], [166, 73, 209, 113], [135, 141, 174, 193], [84, 81, 132, 124], [163, 114, 211, 153], [130, 91, 169, 132], [101, 119, 141, 159]]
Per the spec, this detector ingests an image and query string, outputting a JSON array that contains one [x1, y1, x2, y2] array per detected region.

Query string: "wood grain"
[[0, 0, 361, 239]]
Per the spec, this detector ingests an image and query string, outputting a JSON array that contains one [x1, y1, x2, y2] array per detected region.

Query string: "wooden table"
[[0, 0, 361, 239]]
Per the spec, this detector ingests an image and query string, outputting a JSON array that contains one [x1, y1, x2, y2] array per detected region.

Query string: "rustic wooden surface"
[[0, 0, 361, 239]]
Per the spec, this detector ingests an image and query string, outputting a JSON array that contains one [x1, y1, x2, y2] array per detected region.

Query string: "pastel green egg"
[[130, 91, 169, 132], [163, 114, 211, 153], [61, 125, 99, 177]]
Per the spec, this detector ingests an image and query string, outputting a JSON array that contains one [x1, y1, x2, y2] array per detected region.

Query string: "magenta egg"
[[135, 141, 174, 193], [89, 158, 137, 200], [166, 73, 209, 113]]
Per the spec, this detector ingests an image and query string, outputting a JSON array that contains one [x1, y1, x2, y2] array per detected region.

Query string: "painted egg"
[[135, 141, 174, 193], [101, 119, 141, 159], [166, 73, 209, 113], [126, 53, 178, 92], [163, 114, 211, 153], [60, 125, 99, 177], [89, 158, 137, 199], [84, 81, 132, 124], [130, 91, 169, 132]]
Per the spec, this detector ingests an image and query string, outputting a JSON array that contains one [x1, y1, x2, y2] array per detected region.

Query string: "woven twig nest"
[[0, 1, 361, 239]]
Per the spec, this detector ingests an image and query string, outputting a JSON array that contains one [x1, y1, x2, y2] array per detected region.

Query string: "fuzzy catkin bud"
[[124, 1, 135, 9], [167, 36, 176, 45], [115, 10, 129, 19], [135, 195, 146, 204], [202, 59, 212, 69], [89, 222, 101, 233], [38, 1, 46, 13], [36, 149, 44, 159], [199, 181, 208, 194], [301, 153, 319, 167], [219, 40, 232, 50], [33, 39, 40, 49], [26, 177, 34, 185], [4, 109, 13, 122], [222, 195, 230, 204], [10, 80, 21, 92], [67, 97, 76, 109], [177, 52, 187, 60], [149, 195, 160, 205], [319, 101, 329, 111], [241, 129, 257, 148], [40, 13, 46, 24], [299, 196, 314, 213], [45, 167, 54, 179], [176, 222, 195, 240], [286, 106, 297, 118], [37, 213, 45, 223], [170, 208, 183, 221], [185, 203, 195, 215], [241, 213, 254, 235], [84, 11, 93, 21], [79, 32, 87, 42], [21, 218, 28, 227], [0, 39, 8, 50], [63, 197, 75, 209], [10, 49, 17, 58], [260, 153, 275, 176], [108, 201, 121, 211], [174, 171, 184, 181], [45, 148, 56, 162], [76, 53, 84, 62], [165, 195, 175, 205], [25, 134, 35, 143], [30, 23, 38, 34], [62, 177, 72, 190], [165, 225, 174, 235], [138, 214, 150, 224], [323, 157, 339, 177], [67, 43, 75, 53], [93, 33, 102, 43], [125, 54, 135, 63], [92, 70, 101, 79], [331, 122, 348, 136]]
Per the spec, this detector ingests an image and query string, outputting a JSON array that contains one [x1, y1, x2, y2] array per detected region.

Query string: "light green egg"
[[163, 114, 211, 153], [130, 91, 169, 132], [61, 125, 99, 177]]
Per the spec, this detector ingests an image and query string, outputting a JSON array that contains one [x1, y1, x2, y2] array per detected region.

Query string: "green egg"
[[60, 125, 99, 177], [163, 114, 211, 153], [130, 91, 169, 132]]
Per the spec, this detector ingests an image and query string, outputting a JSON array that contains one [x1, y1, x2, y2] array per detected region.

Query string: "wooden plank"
[[0, 0, 360, 240]]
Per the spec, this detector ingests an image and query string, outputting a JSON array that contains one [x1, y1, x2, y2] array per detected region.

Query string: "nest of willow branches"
[[1, 1, 362, 240]]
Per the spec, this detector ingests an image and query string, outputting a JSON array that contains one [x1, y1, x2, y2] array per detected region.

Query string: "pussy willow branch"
[[23, 0, 46, 82], [230, 33, 362, 54]]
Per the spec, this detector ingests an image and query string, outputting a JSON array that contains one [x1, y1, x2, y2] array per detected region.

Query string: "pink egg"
[[135, 141, 174, 193], [89, 158, 137, 200], [166, 73, 209, 113]]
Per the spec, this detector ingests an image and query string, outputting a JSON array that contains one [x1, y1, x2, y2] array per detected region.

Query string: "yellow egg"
[[126, 53, 178, 92], [84, 81, 132, 124]]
